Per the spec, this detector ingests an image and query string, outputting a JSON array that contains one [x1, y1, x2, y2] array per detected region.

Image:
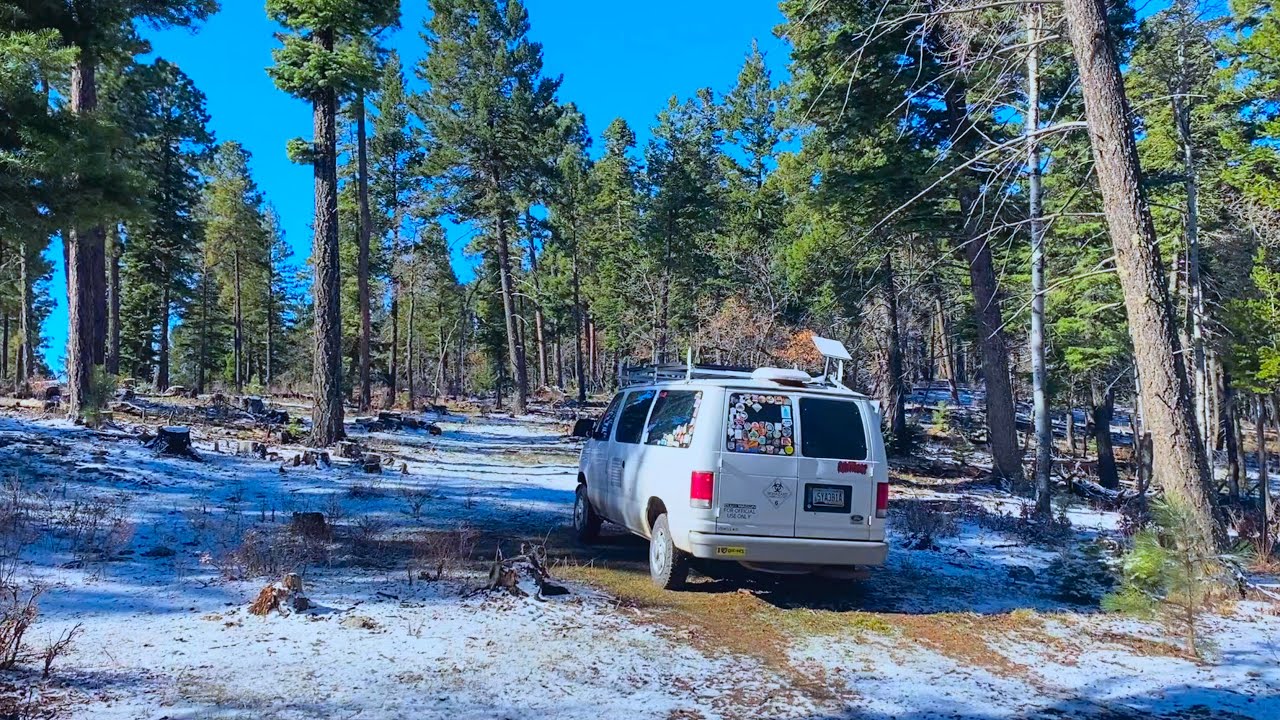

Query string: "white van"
[[572, 340, 889, 589]]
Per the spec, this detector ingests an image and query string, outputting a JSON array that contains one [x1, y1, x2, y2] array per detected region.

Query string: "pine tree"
[[546, 104, 593, 402], [1061, 0, 1224, 552], [416, 0, 561, 415], [106, 59, 213, 389], [369, 50, 421, 407], [584, 118, 647, 366], [644, 90, 722, 364], [267, 0, 400, 444], [9, 0, 217, 415]]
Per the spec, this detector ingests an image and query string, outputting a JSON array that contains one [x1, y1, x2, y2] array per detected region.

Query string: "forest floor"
[[0, 397, 1277, 719]]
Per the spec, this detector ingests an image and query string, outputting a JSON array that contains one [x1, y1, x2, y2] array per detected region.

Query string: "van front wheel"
[[573, 485, 601, 543], [649, 514, 689, 590]]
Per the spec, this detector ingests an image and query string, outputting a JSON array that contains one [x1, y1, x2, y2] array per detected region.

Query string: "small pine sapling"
[[1103, 497, 1233, 659]]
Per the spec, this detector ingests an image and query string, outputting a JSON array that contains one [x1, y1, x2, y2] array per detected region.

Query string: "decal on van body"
[[763, 480, 792, 507], [722, 503, 757, 520]]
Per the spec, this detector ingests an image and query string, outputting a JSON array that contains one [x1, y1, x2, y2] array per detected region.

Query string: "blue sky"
[[42, 1, 790, 372]]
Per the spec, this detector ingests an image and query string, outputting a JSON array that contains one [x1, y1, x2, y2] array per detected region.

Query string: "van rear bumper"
[[687, 531, 888, 567]]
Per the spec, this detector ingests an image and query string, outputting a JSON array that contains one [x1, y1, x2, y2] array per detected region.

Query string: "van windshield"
[[798, 398, 867, 460]]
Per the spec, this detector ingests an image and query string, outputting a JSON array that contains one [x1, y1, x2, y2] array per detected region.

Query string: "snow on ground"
[[0, 408, 1277, 719]]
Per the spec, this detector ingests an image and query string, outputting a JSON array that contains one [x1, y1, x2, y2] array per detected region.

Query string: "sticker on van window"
[[727, 393, 794, 455]]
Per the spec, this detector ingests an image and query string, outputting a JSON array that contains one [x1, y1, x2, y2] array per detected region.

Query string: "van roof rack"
[[618, 344, 861, 394], [619, 361, 754, 387]]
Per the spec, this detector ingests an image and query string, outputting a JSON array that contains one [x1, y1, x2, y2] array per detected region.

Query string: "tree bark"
[[1091, 381, 1118, 490], [233, 246, 243, 392], [942, 78, 1023, 485], [106, 225, 121, 376], [875, 253, 908, 450], [17, 232, 32, 388], [155, 284, 170, 391], [311, 29, 344, 445], [573, 245, 586, 403], [1258, 396, 1270, 551], [197, 264, 209, 395], [66, 54, 108, 416], [1062, 0, 1222, 548], [523, 213, 548, 388], [406, 271, 416, 406], [494, 210, 528, 415], [1028, 4, 1052, 515], [1170, 12, 1211, 450], [387, 216, 403, 408], [265, 249, 274, 388], [356, 90, 373, 412], [1223, 379, 1241, 502]]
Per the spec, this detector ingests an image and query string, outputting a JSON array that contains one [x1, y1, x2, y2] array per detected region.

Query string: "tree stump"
[[146, 427, 198, 459]]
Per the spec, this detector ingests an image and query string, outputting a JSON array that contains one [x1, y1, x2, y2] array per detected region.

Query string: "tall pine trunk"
[[943, 78, 1023, 485], [573, 244, 586, 403], [311, 30, 344, 445], [875, 253, 908, 449], [265, 254, 274, 388], [387, 215, 403, 409], [17, 232, 31, 389], [406, 274, 416, 405], [106, 226, 121, 376], [1257, 396, 1269, 550], [155, 285, 170, 391], [1091, 382, 1118, 489], [66, 54, 108, 415], [233, 246, 243, 392], [1028, 4, 1053, 515], [494, 209, 528, 415], [197, 265, 209, 394], [524, 214, 548, 388], [1062, 0, 1222, 549], [356, 90, 373, 411]]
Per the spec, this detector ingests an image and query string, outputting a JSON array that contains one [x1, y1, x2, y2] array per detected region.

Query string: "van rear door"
[[793, 396, 877, 541], [715, 391, 798, 537]]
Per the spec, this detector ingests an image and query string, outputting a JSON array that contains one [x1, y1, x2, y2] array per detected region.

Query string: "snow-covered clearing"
[[0, 408, 1276, 719]]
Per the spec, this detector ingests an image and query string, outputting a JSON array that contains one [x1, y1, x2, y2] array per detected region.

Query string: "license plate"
[[804, 484, 851, 513], [812, 488, 845, 507], [714, 546, 746, 557]]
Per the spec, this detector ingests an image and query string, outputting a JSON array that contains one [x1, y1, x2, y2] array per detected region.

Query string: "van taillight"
[[690, 471, 714, 509], [875, 482, 889, 518]]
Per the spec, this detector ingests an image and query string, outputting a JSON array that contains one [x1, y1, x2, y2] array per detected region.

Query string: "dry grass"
[[558, 562, 1064, 691]]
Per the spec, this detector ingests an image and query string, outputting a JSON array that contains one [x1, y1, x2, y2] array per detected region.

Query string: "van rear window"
[[726, 392, 795, 455], [644, 390, 702, 448], [798, 398, 867, 460]]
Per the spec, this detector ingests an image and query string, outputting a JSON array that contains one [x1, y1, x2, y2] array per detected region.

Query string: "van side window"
[[644, 390, 702, 448], [799, 398, 867, 460], [615, 390, 656, 444], [726, 392, 794, 455], [591, 393, 624, 441]]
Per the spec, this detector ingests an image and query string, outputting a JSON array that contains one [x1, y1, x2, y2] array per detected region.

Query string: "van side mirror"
[[570, 418, 596, 439]]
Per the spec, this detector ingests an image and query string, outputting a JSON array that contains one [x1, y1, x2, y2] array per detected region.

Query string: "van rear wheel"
[[573, 485, 601, 543], [649, 514, 689, 590]]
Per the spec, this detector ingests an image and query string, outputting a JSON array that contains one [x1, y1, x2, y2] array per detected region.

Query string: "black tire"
[[648, 514, 689, 590], [573, 484, 601, 543]]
